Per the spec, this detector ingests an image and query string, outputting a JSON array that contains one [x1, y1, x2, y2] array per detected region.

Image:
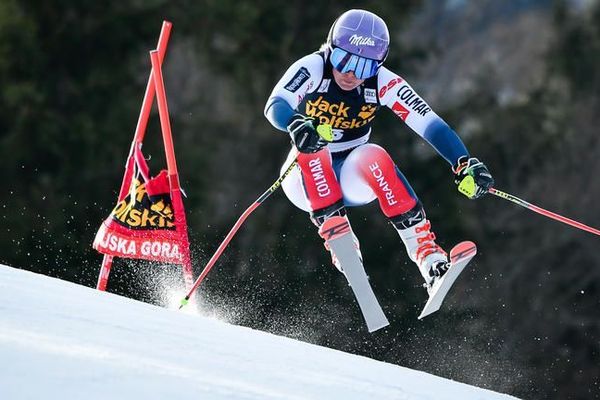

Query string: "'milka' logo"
[[349, 34, 376, 46]]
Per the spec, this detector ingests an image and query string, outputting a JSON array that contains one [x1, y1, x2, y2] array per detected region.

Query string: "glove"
[[453, 156, 494, 199], [287, 114, 328, 153]]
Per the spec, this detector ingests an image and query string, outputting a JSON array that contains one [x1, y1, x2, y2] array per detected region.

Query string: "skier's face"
[[332, 68, 365, 91]]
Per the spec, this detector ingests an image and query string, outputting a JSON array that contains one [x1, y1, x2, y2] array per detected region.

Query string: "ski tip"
[[450, 241, 477, 263], [318, 216, 351, 241]]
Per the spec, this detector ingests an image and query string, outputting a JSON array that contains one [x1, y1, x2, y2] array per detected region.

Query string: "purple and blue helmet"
[[327, 9, 390, 80]]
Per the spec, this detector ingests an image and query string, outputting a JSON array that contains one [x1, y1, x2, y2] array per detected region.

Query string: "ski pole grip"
[[458, 175, 476, 198], [316, 123, 334, 142]]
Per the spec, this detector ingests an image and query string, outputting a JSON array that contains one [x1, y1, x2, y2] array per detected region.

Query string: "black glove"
[[287, 114, 327, 154], [453, 156, 494, 199]]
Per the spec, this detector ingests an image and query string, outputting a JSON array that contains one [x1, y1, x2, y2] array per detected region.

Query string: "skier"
[[263, 9, 494, 292]]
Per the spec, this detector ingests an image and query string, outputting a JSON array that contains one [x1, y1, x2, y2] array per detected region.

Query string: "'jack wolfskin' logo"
[[305, 96, 377, 129], [150, 199, 174, 220], [306, 96, 350, 117], [111, 179, 175, 230], [358, 105, 376, 119]]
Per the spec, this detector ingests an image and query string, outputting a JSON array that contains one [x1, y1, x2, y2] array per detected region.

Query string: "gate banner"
[[93, 152, 191, 265]]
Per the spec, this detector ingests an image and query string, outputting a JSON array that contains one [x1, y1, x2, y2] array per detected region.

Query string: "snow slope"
[[0, 265, 519, 400]]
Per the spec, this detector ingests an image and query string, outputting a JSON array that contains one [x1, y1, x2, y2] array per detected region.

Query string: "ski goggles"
[[329, 47, 382, 80]]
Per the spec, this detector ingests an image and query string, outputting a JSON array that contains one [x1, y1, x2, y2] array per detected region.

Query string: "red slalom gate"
[[93, 21, 194, 293]]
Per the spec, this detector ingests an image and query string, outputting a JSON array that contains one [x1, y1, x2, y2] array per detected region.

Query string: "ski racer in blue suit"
[[264, 9, 494, 290]]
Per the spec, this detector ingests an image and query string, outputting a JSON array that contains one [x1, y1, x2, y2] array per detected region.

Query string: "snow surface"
[[0, 265, 520, 400]]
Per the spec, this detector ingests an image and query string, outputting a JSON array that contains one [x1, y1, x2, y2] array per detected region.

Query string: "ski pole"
[[180, 124, 334, 309], [488, 187, 600, 237]]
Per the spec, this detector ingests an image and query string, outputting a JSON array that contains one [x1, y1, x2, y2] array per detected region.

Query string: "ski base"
[[418, 241, 477, 320], [319, 216, 389, 333]]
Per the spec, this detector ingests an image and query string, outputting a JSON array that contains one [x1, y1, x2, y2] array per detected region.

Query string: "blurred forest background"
[[1, 0, 599, 399]]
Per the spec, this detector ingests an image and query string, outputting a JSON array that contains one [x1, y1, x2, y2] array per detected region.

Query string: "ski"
[[319, 216, 390, 333], [418, 241, 477, 319]]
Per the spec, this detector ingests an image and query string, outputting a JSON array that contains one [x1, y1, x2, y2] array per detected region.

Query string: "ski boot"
[[391, 204, 449, 292]]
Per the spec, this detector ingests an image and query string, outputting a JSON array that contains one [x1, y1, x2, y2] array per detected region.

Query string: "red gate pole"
[[150, 49, 179, 183], [132, 21, 172, 146], [122, 20, 173, 201], [96, 254, 114, 291], [150, 49, 195, 290], [96, 21, 173, 291]]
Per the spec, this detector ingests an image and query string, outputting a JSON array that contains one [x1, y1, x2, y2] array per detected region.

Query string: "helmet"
[[328, 9, 390, 61], [326, 9, 389, 79]]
